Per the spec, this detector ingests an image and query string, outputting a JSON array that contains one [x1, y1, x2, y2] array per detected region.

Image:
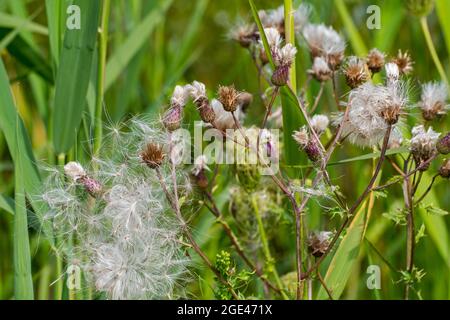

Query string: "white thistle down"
[[186, 81, 207, 103], [385, 62, 400, 87], [410, 125, 440, 162], [308, 56, 332, 82], [275, 43, 297, 67], [170, 85, 189, 108], [310, 114, 330, 135], [419, 82, 449, 120], [337, 82, 408, 147], [261, 27, 281, 49], [64, 161, 86, 182], [192, 155, 210, 176]]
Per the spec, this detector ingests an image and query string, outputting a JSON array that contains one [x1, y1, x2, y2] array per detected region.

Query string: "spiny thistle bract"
[[41, 119, 191, 300]]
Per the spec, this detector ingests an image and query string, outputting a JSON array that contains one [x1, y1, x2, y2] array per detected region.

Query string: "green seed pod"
[[406, 0, 435, 17]]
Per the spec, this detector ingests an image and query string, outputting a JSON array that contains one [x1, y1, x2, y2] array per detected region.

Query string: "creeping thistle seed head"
[[294, 3, 311, 32], [310, 114, 330, 135], [308, 56, 332, 82], [237, 91, 253, 112], [229, 22, 257, 48], [439, 159, 450, 178], [293, 127, 321, 163], [436, 132, 450, 155], [210, 99, 243, 131], [393, 50, 414, 75], [64, 162, 86, 182], [419, 82, 449, 121], [385, 62, 400, 87], [406, 0, 435, 17], [187, 81, 207, 104], [198, 100, 216, 124], [140, 142, 165, 169], [261, 27, 282, 50], [366, 48, 386, 74], [410, 125, 440, 169], [303, 23, 346, 70], [170, 85, 189, 109], [343, 56, 371, 89], [218, 85, 240, 112], [272, 43, 297, 86], [307, 231, 333, 257], [192, 155, 210, 189], [388, 128, 404, 149]]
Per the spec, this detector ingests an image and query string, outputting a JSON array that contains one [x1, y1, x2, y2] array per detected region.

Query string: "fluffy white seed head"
[[308, 56, 332, 82], [310, 114, 330, 135], [385, 62, 400, 87], [64, 162, 86, 181], [419, 82, 449, 120], [303, 24, 346, 67], [261, 27, 281, 49], [186, 81, 206, 103], [276, 43, 297, 67], [170, 85, 189, 108], [410, 125, 440, 161], [292, 127, 309, 148], [294, 3, 311, 32]]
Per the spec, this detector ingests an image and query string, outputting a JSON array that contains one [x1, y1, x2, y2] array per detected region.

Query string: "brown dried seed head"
[[343, 57, 370, 89], [307, 232, 332, 258], [392, 50, 414, 75], [141, 142, 165, 169], [218, 85, 240, 112], [198, 101, 216, 123], [380, 103, 402, 125], [366, 48, 385, 74]]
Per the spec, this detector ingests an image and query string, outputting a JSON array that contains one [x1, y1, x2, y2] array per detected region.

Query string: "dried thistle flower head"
[[303, 23, 346, 70], [210, 99, 242, 131], [366, 48, 386, 74], [392, 50, 414, 75], [388, 128, 404, 149], [192, 155, 210, 189], [406, 0, 435, 16], [307, 231, 333, 257], [308, 56, 332, 82], [170, 85, 189, 109], [310, 114, 330, 135], [140, 142, 165, 169], [385, 62, 400, 87], [218, 85, 240, 112], [294, 3, 311, 32], [229, 22, 256, 48], [261, 27, 281, 50], [419, 82, 449, 121], [436, 132, 450, 154], [439, 159, 450, 178], [410, 125, 440, 169], [343, 56, 371, 88], [187, 81, 207, 104], [272, 43, 297, 86], [64, 162, 86, 182], [293, 127, 321, 163]]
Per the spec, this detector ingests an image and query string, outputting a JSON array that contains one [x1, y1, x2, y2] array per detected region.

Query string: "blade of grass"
[[0, 194, 15, 215], [436, 0, 450, 60], [13, 114, 34, 300], [52, 0, 101, 154], [104, 0, 173, 92], [0, 12, 48, 35]]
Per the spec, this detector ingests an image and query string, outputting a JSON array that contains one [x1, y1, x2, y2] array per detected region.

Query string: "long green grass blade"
[[0, 12, 48, 35], [52, 0, 101, 153], [335, 0, 367, 56], [0, 194, 15, 215], [104, 0, 173, 92], [436, 0, 450, 60], [13, 115, 34, 300]]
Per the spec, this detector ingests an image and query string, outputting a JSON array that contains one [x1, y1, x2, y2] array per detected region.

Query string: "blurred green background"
[[0, 0, 449, 299]]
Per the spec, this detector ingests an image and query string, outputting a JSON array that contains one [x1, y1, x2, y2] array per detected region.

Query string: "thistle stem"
[[93, 0, 111, 156], [420, 16, 449, 87], [403, 157, 415, 300]]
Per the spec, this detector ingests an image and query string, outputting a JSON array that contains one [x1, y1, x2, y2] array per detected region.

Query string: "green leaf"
[[104, 0, 173, 92], [436, 0, 450, 59], [0, 58, 54, 245], [0, 12, 48, 35], [0, 194, 14, 215], [52, 0, 101, 153]]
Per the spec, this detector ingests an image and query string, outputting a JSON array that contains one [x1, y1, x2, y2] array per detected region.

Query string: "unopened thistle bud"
[[392, 50, 414, 75], [162, 105, 182, 131], [406, 0, 435, 17], [436, 132, 450, 155], [439, 159, 450, 178], [343, 56, 370, 89], [366, 48, 385, 74], [198, 100, 216, 124], [218, 85, 240, 112], [308, 57, 332, 82], [307, 231, 333, 257], [187, 81, 216, 124], [140, 142, 165, 169], [64, 162, 102, 197], [79, 176, 102, 197], [293, 127, 321, 163]]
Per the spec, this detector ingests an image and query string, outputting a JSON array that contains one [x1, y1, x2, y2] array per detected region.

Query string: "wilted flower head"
[[187, 81, 216, 123], [310, 114, 330, 135], [261, 27, 281, 50], [393, 50, 414, 75], [237, 91, 253, 112], [186, 81, 207, 104], [272, 43, 297, 86], [343, 56, 370, 88], [308, 56, 332, 82], [170, 85, 189, 109], [229, 21, 256, 48], [419, 82, 449, 120], [338, 82, 408, 147], [366, 48, 386, 74], [406, 0, 435, 17], [303, 23, 346, 69], [307, 231, 333, 257], [293, 127, 321, 163], [140, 142, 165, 169], [64, 162, 86, 182], [410, 125, 440, 169], [218, 85, 240, 112]]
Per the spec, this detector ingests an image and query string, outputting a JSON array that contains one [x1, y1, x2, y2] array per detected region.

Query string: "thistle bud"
[[436, 132, 450, 155], [218, 85, 239, 112], [140, 142, 165, 169], [198, 100, 216, 123], [292, 128, 321, 163], [192, 155, 210, 189], [307, 231, 333, 257], [64, 162, 102, 197], [439, 159, 450, 178], [406, 0, 435, 17], [162, 105, 182, 132], [271, 65, 290, 86], [79, 176, 102, 197], [366, 48, 385, 74]]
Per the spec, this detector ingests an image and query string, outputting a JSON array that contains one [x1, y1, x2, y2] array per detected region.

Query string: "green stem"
[[420, 16, 449, 86], [284, 0, 296, 90], [94, 0, 111, 156], [251, 194, 287, 299], [54, 153, 66, 300]]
